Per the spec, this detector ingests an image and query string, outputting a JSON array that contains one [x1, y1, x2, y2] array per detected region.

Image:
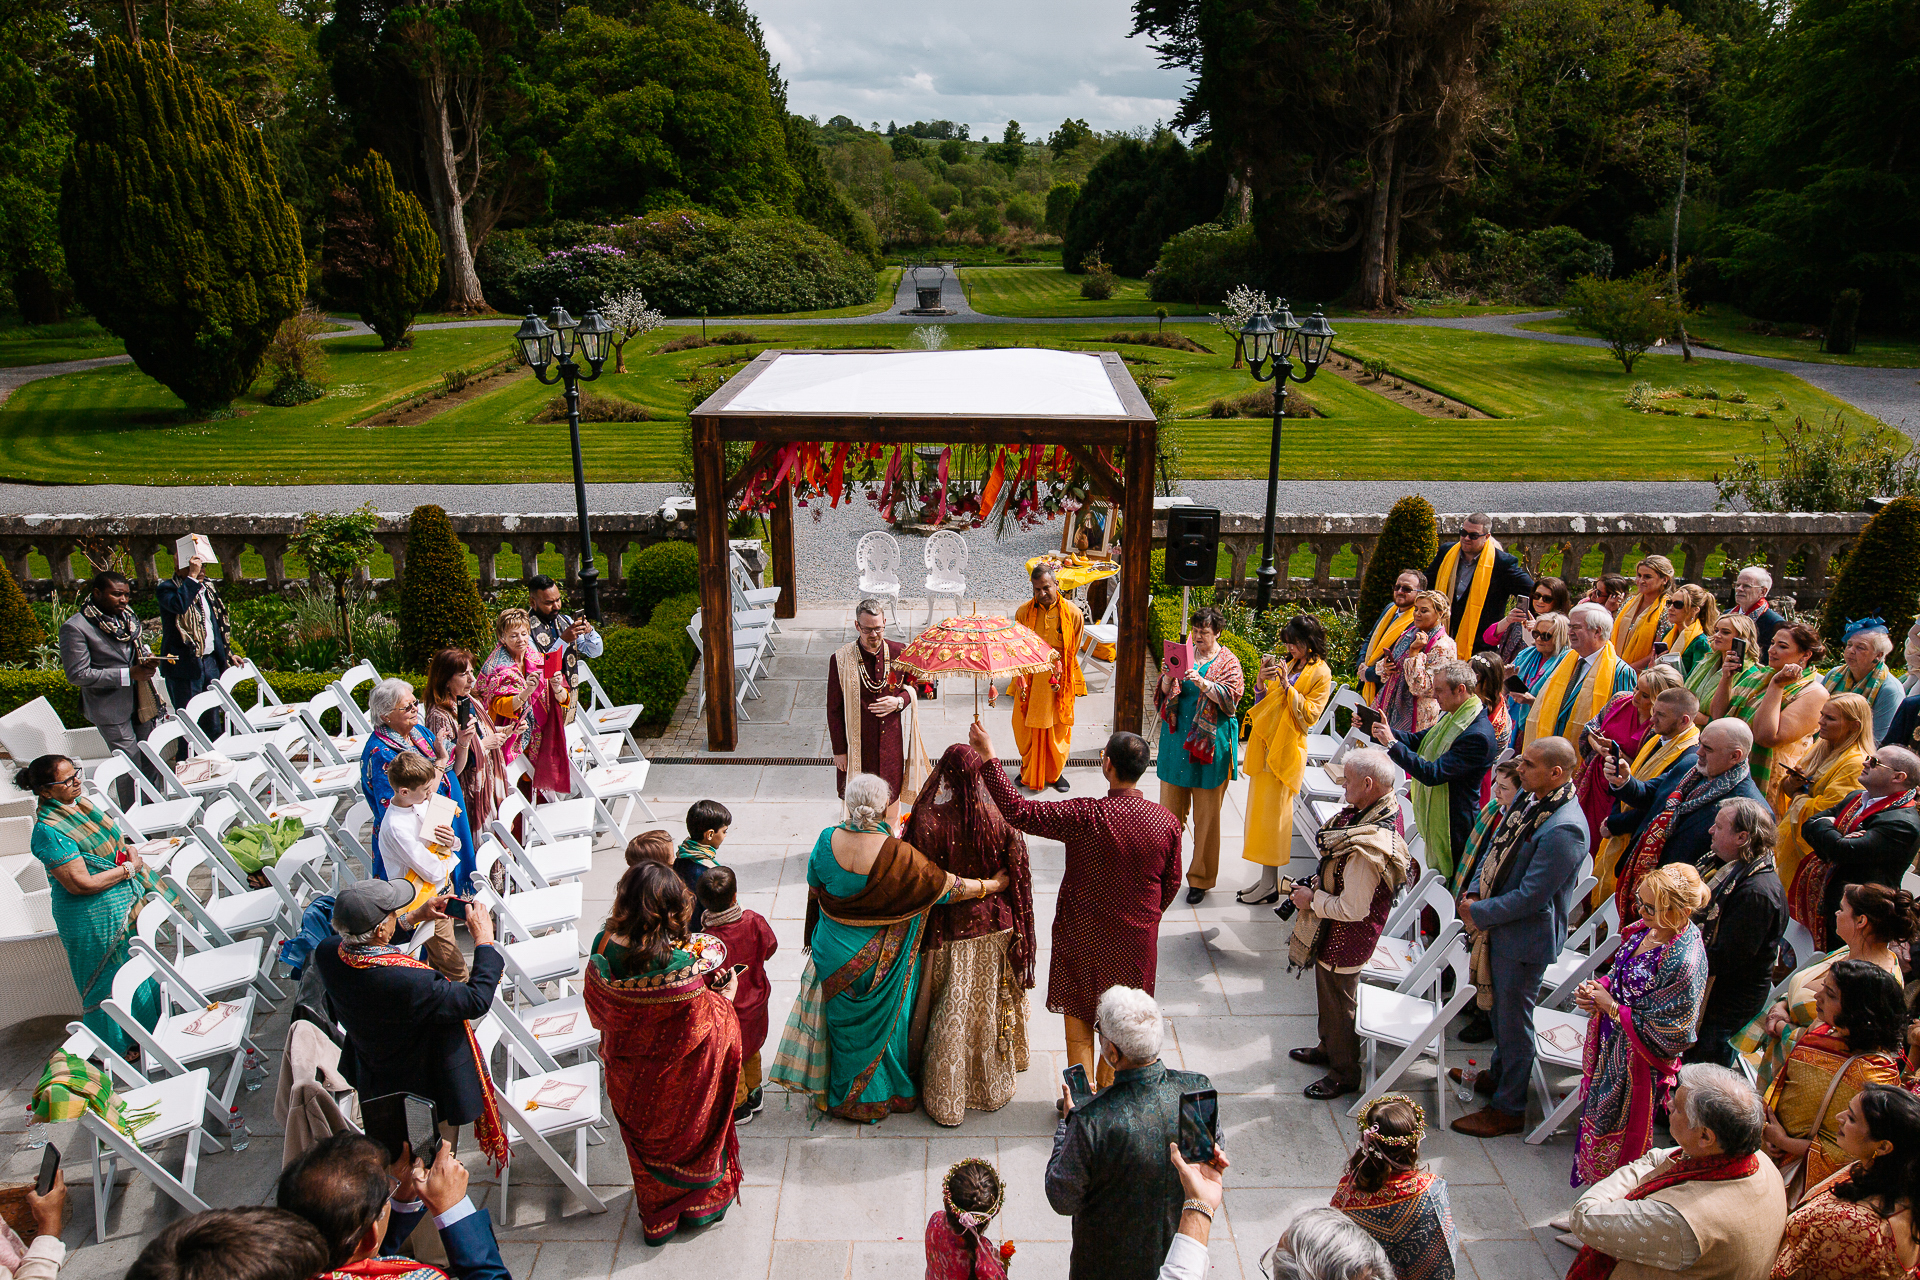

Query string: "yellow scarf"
[[1526, 642, 1621, 747], [1433, 539, 1497, 654], [1246, 660, 1332, 792], [1661, 618, 1703, 661], [1360, 605, 1415, 703], [1591, 722, 1702, 907], [1613, 594, 1665, 665]]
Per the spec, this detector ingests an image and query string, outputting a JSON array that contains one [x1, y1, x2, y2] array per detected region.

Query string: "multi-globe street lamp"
[[514, 298, 616, 623], [1239, 302, 1338, 613]]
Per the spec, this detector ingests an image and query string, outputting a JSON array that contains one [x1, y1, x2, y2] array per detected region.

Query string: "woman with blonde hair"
[[1375, 589, 1456, 733], [1660, 583, 1719, 677], [1689, 613, 1760, 723], [1779, 691, 1874, 917], [1506, 609, 1570, 728], [1572, 861, 1710, 1186], [1614, 554, 1678, 671]]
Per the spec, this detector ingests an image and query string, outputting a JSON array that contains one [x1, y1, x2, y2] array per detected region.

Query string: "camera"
[[1274, 874, 1318, 921]]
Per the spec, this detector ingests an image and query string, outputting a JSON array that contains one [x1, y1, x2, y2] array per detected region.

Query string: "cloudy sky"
[[754, 0, 1194, 138]]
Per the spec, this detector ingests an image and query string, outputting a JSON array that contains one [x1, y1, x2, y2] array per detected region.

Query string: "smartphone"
[[1503, 673, 1529, 694], [1354, 704, 1383, 731], [437, 894, 473, 913], [1062, 1063, 1094, 1109], [1652, 640, 1670, 657], [361, 1092, 441, 1169], [1177, 1088, 1219, 1163], [1731, 637, 1749, 665], [1608, 740, 1623, 764], [456, 698, 475, 729], [34, 1144, 59, 1196]]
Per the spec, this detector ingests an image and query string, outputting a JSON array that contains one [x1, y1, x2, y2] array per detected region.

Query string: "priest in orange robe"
[[1009, 565, 1086, 792]]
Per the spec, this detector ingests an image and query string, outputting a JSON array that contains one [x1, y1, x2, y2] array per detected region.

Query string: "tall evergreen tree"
[[398, 504, 489, 670], [326, 150, 442, 349], [59, 38, 304, 416], [1356, 495, 1439, 628]]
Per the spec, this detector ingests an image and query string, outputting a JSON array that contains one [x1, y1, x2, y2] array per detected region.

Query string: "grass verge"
[[1519, 303, 1920, 368]]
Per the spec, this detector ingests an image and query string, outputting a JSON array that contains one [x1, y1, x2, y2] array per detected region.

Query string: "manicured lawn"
[[960, 267, 1212, 317], [0, 319, 1862, 484], [0, 318, 126, 368], [1520, 303, 1920, 368]]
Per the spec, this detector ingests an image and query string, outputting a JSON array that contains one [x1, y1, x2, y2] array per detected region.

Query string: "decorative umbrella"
[[892, 609, 1057, 719]]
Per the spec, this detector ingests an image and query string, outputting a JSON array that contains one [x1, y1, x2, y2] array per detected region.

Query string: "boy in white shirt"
[[377, 751, 467, 981]]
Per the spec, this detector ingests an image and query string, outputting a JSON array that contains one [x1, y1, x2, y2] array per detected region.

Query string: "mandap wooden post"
[[692, 415, 738, 751], [1113, 421, 1155, 735], [770, 475, 796, 620]]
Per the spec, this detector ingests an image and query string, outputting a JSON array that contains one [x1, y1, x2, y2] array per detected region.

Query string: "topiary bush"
[[647, 590, 700, 666], [1819, 496, 1920, 657], [628, 541, 700, 621], [0, 670, 84, 726], [0, 559, 45, 665], [398, 504, 491, 670], [1147, 221, 1267, 304], [326, 149, 442, 350], [595, 624, 689, 725], [1357, 496, 1439, 629]]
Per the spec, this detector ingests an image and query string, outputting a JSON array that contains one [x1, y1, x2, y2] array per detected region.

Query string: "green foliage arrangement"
[[1062, 134, 1225, 276], [627, 541, 699, 621], [290, 503, 382, 658], [1714, 412, 1920, 512], [594, 624, 689, 725], [0, 558, 44, 665], [1080, 248, 1115, 300], [1562, 267, 1683, 373], [1357, 496, 1439, 629], [327, 150, 441, 349], [1044, 182, 1079, 236], [1442, 221, 1615, 305], [647, 590, 700, 665], [1820, 497, 1920, 657], [59, 39, 304, 417], [398, 504, 490, 669], [1148, 222, 1266, 304]]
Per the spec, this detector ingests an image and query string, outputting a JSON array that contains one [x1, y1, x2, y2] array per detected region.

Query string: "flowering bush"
[[505, 244, 647, 318]]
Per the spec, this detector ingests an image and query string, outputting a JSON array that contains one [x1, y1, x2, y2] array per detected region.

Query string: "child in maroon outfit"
[[696, 866, 778, 1124]]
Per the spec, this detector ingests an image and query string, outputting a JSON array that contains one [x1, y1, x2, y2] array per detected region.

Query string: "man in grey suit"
[[1451, 735, 1589, 1137], [60, 571, 163, 768]]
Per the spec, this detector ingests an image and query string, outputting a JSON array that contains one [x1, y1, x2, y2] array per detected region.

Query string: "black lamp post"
[[516, 297, 615, 624], [1240, 302, 1337, 613]]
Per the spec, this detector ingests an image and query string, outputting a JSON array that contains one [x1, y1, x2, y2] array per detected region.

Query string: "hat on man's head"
[[334, 879, 417, 935]]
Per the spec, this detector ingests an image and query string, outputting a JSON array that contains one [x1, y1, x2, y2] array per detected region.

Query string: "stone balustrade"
[[0, 509, 698, 600], [1149, 511, 1870, 609]]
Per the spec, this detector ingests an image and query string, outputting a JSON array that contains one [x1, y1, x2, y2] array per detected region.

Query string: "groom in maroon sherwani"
[[965, 720, 1182, 1089]]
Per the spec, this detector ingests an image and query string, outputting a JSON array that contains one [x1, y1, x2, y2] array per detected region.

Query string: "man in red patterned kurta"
[[966, 720, 1183, 1088]]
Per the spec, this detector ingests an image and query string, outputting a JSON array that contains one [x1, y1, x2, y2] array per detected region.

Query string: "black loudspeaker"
[[1165, 507, 1221, 587]]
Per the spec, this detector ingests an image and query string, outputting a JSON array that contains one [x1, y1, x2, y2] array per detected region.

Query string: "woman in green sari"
[[19, 755, 160, 1058], [772, 773, 1007, 1122]]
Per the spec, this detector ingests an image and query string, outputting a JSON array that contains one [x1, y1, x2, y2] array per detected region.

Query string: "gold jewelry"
[[1181, 1199, 1214, 1220], [1357, 1093, 1428, 1148]]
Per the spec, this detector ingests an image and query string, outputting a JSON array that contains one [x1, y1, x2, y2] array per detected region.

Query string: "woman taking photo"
[[1688, 614, 1761, 724], [1374, 590, 1455, 734], [1483, 576, 1572, 665], [1506, 610, 1570, 729], [1572, 863, 1711, 1186], [424, 647, 508, 857], [771, 773, 1005, 1123], [1770, 1083, 1920, 1279], [585, 861, 745, 1245], [1660, 584, 1719, 677], [1760, 959, 1909, 1200], [20, 755, 160, 1058], [1613, 555, 1679, 671], [477, 607, 571, 797], [1779, 693, 1874, 933], [1713, 622, 1830, 798], [1154, 607, 1245, 903], [1688, 797, 1788, 1068], [1239, 615, 1333, 903], [1573, 664, 1685, 858]]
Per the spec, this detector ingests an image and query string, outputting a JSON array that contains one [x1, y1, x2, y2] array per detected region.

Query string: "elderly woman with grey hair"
[[358, 675, 476, 889], [1047, 985, 1216, 1280], [1563, 1062, 1787, 1278]]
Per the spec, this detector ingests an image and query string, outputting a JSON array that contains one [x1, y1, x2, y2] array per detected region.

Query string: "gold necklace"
[[857, 646, 890, 693]]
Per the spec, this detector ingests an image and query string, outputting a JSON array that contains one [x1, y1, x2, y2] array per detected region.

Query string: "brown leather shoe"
[[1450, 1106, 1525, 1138], [1447, 1067, 1496, 1098]]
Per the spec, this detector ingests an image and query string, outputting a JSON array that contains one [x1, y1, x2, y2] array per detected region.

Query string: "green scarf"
[[1411, 697, 1484, 879], [33, 1048, 157, 1136], [676, 836, 719, 865], [37, 796, 123, 863]]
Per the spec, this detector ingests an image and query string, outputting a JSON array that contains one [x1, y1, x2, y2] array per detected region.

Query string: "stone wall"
[[0, 508, 698, 601], [1148, 510, 1870, 609]]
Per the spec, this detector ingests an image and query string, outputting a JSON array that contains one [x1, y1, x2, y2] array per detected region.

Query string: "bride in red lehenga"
[[905, 744, 1038, 1126]]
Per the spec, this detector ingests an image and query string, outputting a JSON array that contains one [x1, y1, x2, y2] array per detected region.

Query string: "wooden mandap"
[[689, 347, 1158, 751]]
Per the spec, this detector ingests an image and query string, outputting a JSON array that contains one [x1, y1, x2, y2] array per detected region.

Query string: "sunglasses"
[[1458, 529, 1487, 540], [1531, 629, 1554, 639], [1393, 583, 1416, 592], [1865, 756, 1881, 770]]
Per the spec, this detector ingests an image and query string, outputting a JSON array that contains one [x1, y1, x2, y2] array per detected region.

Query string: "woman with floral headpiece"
[[926, 1157, 1013, 1280], [1824, 618, 1904, 745], [1331, 1094, 1457, 1280]]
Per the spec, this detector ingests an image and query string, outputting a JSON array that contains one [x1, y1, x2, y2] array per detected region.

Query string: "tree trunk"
[[1670, 110, 1692, 362], [1355, 128, 1398, 310], [612, 337, 627, 375], [121, 0, 138, 42], [1381, 152, 1407, 310], [418, 77, 487, 313], [335, 577, 354, 658]]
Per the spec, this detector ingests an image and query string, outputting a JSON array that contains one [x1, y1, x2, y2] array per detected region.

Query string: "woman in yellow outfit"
[[1238, 615, 1333, 904], [1778, 691, 1873, 917], [1612, 554, 1677, 671]]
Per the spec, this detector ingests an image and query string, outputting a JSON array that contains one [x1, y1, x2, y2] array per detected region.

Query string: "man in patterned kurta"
[[827, 599, 916, 801], [966, 720, 1183, 1088], [1010, 565, 1086, 792]]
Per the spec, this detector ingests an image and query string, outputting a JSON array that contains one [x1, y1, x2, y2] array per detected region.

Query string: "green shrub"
[[647, 591, 700, 665], [598, 209, 874, 316], [0, 670, 83, 726], [595, 625, 689, 725], [1563, 266, 1685, 374], [1819, 496, 1920, 657], [1218, 632, 1262, 719], [1147, 221, 1267, 304], [628, 541, 700, 620], [1080, 248, 1116, 300], [0, 559, 45, 665], [399, 504, 490, 670], [1357, 496, 1438, 629], [325, 150, 441, 350], [1713, 411, 1920, 512]]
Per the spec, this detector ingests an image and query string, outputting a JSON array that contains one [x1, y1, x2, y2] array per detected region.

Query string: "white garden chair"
[[1347, 936, 1477, 1128], [88, 751, 202, 843], [687, 618, 765, 720], [471, 839, 583, 938], [923, 530, 969, 625], [133, 893, 283, 1007], [103, 954, 257, 1134], [0, 697, 111, 773], [217, 659, 298, 724], [475, 1012, 607, 1218], [1078, 587, 1121, 691], [854, 531, 903, 633], [1526, 1007, 1594, 1144], [489, 799, 592, 888]]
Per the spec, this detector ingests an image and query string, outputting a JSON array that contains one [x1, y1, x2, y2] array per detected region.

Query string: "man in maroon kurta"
[[827, 601, 913, 799], [965, 720, 1183, 1089]]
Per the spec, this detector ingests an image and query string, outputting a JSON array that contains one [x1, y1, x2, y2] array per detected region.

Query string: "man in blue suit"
[[278, 1132, 511, 1280], [1451, 736, 1589, 1138], [1605, 719, 1766, 875]]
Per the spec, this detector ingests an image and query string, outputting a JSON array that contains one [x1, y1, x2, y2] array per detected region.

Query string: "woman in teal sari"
[[18, 755, 160, 1058], [771, 773, 1007, 1122]]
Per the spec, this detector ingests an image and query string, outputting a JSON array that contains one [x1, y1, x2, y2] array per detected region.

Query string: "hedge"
[[629, 542, 700, 622], [1145, 591, 1359, 735], [647, 591, 701, 667], [0, 559, 43, 665], [595, 625, 689, 726]]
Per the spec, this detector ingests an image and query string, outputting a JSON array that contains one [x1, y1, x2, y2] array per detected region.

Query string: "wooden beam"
[[722, 442, 785, 506], [1114, 421, 1155, 735], [769, 476, 795, 620], [693, 414, 737, 751], [1062, 443, 1122, 505]]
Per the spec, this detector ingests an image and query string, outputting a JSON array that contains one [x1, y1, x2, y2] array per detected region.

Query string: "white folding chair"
[[325, 799, 378, 881], [300, 688, 368, 761], [490, 797, 592, 887], [263, 723, 358, 808], [854, 531, 903, 633], [1540, 898, 1624, 1010], [1362, 870, 1460, 988], [59, 1023, 216, 1242], [173, 801, 292, 945], [103, 955, 256, 1133], [87, 751, 203, 842], [1078, 586, 1121, 691], [332, 661, 383, 735], [730, 547, 782, 614], [575, 662, 643, 739], [471, 840, 583, 937], [923, 529, 969, 625], [182, 688, 278, 760], [1347, 937, 1477, 1127], [1526, 1007, 1594, 1143], [568, 755, 654, 835], [1307, 686, 1366, 763], [475, 1012, 607, 1217], [729, 575, 779, 643], [140, 719, 270, 801], [217, 659, 300, 726], [687, 622, 760, 721], [133, 894, 282, 1006], [502, 757, 602, 843], [498, 990, 600, 1074]]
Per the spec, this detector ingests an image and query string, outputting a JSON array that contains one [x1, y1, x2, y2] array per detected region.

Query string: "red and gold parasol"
[[892, 611, 1056, 718]]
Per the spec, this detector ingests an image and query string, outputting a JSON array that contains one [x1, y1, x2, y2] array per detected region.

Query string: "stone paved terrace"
[[8, 608, 1593, 1279]]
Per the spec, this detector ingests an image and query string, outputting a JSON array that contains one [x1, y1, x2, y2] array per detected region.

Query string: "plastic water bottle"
[[227, 1107, 250, 1152], [1456, 1059, 1479, 1104], [243, 1048, 268, 1092]]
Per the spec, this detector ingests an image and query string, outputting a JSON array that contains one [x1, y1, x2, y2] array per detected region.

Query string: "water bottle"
[[227, 1107, 250, 1152], [243, 1048, 268, 1092], [1455, 1059, 1479, 1104]]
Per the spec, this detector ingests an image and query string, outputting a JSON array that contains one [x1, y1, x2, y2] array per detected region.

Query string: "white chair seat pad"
[[1354, 988, 1449, 1045], [502, 1062, 604, 1133], [505, 884, 584, 933], [113, 1069, 214, 1147]]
